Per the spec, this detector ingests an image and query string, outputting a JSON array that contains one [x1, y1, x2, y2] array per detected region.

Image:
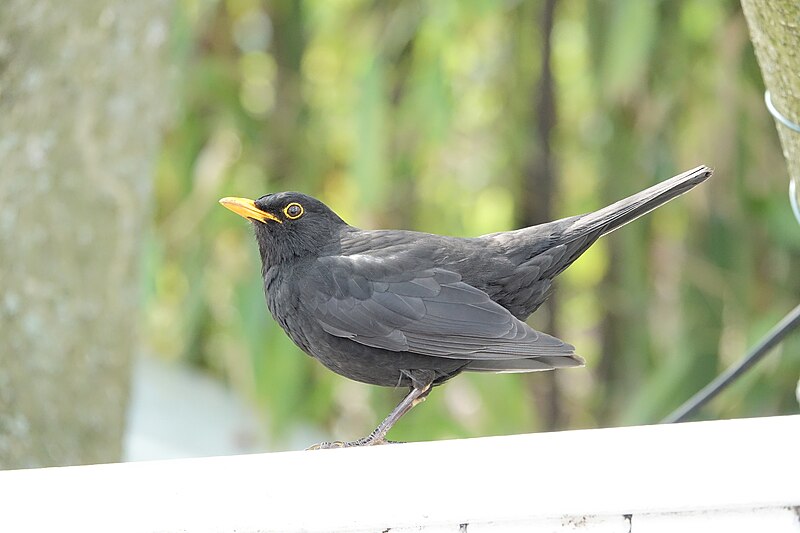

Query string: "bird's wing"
[[304, 256, 580, 362]]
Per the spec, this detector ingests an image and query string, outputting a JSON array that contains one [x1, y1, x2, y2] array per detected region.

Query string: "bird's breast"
[[264, 267, 314, 353]]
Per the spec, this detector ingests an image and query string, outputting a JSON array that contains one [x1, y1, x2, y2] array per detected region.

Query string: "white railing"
[[1, 415, 798, 532]]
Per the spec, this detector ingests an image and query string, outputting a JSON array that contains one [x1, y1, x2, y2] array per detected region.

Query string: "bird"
[[220, 165, 711, 448]]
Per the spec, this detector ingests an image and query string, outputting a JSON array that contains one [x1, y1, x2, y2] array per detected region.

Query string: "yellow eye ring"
[[284, 202, 304, 220]]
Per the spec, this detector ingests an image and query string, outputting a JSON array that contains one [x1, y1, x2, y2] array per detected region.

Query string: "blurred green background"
[[147, 0, 799, 449]]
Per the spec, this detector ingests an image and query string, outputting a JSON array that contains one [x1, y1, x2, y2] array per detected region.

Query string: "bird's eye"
[[284, 202, 304, 220]]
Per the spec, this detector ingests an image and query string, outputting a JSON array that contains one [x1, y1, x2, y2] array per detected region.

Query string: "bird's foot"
[[307, 385, 428, 450], [306, 435, 402, 450]]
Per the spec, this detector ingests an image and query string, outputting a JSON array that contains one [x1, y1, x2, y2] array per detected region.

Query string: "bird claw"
[[306, 436, 402, 450], [306, 440, 347, 450]]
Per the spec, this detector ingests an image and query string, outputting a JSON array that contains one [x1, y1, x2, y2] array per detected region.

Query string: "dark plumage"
[[220, 165, 711, 447]]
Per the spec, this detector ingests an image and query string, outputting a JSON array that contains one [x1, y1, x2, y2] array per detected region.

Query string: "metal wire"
[[662, 93, 800, 423], [765, 90, 800, 133], [662, 303, 800, 424], [764, 91, 800, 226]]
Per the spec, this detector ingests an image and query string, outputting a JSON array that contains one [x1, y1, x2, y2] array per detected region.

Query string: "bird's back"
[[336, 225, 563, 320]]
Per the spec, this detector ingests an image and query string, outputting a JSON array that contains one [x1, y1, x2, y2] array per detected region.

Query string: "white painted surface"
[[1, 416, 798, 532]]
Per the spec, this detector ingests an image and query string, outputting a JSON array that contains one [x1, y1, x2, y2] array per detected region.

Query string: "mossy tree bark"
[[0, 0, 172, 468], [741, 1, 800, 180]]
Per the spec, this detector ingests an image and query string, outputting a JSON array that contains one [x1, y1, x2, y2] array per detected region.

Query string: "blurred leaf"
[[600, 0, 657, 101]]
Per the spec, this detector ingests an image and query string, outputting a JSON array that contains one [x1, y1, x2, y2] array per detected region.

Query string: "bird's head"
[[219, 191, 347, 267]]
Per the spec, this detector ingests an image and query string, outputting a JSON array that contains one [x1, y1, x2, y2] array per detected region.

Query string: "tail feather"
[[480, 165, 712, 319], [564, 165, 712, 240], [465, 353, 585, 373]]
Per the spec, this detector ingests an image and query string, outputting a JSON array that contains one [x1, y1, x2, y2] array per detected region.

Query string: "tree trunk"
[[519, 0, 563, 431], [0, 0, 172, 468], [741, 1, 800, 181]]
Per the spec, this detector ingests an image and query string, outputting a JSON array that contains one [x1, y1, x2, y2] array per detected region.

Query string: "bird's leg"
[[307, 383, 432, 450], [352, 383, 432, 446]]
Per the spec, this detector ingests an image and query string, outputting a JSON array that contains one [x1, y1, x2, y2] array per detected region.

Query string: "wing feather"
[[307, 257, 580, 365]]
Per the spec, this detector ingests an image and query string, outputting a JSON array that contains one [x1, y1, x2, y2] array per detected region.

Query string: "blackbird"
[[220, 165, 711, 448]]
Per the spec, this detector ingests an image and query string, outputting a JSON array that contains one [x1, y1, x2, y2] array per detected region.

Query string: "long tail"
[[563, 165, 712, 240], [481, 165, 712, 320]]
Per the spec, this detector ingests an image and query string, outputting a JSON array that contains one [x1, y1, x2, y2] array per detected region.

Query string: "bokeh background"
[[2, 0, 799, 465], [152, 0, 799, 447]]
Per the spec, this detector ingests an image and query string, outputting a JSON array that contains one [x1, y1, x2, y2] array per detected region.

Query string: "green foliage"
[[148, 0, 800, 448]]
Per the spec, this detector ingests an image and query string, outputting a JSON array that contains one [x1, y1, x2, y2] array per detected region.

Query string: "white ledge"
[[1, 415, 799, 532]]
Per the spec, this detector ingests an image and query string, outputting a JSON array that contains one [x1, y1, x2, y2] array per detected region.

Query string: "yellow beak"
[[219, 197, 282, 224]]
